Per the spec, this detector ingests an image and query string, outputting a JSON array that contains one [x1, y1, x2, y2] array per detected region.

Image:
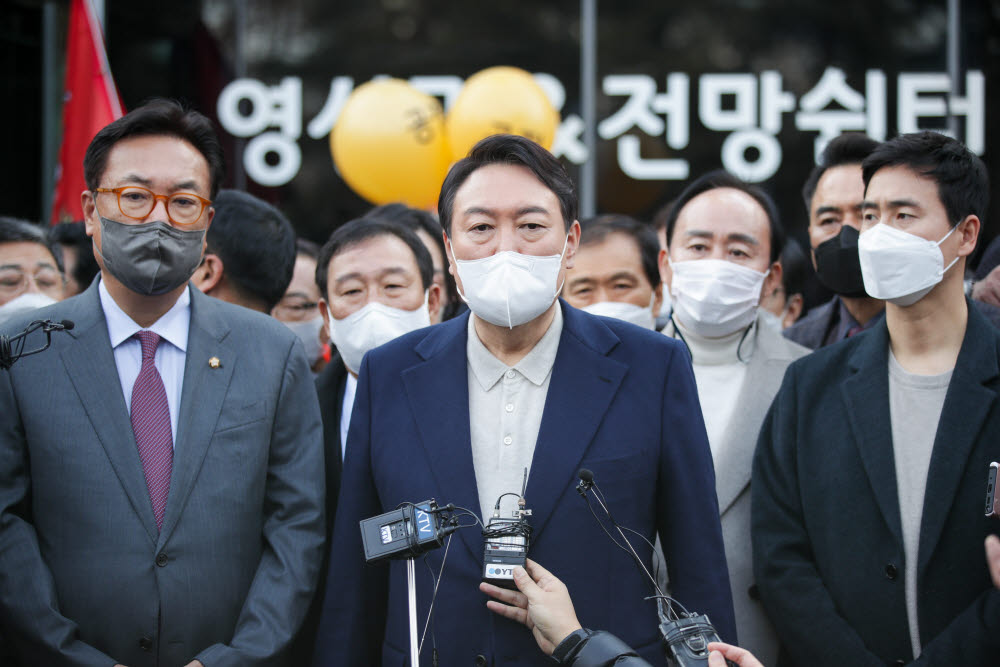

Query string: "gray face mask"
[[97, 216, 206, 296]]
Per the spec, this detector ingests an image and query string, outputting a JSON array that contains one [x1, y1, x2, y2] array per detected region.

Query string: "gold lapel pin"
[[208, 356, 221, 369]]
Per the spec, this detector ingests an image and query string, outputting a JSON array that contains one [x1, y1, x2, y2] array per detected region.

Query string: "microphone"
[[0, 319, 75, 371], [575, 469, 734, 667], [43, 320, 75, 332]]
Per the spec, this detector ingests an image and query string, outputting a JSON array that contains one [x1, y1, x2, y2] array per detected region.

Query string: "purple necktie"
[[130, 331, 173, 531]]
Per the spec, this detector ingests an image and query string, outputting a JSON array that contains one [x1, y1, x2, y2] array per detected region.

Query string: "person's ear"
[[190, 254, 224, 294], [956, 215, 980, 259], [658, 248, 673, 292], [761, 260, 783, 302], [427, 283, 442, 323], [317, 297, 330, 334], [563, 220, 581, 269], [652, 283, 664, 318], [783, 293, 804, 328]]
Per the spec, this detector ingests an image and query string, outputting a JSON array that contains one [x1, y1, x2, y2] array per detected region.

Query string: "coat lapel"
[[841, 322, 904, 545], [402, 315, 483, 561], [58, 284, 159, 543], [918, 303, 999, 575], [157, 288, 235, 546], [715, 323, 799, 515], [526, 304, 626, 539]]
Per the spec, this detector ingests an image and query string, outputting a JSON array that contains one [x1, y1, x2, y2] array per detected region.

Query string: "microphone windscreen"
[[61, 320, 75, 331], [578, 468, 594, 483]]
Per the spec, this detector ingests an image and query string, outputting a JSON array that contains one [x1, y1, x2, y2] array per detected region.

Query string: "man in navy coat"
[[313, 135, 735, 666], [753, 131, 1000, 666]]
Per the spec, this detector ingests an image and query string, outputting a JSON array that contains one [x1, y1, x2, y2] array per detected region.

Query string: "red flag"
[[50, 0, 124, 224]]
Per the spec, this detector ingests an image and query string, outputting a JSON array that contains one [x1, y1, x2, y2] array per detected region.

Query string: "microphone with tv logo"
[[575, 468, 734, 667], [1, 319, 75, 371]]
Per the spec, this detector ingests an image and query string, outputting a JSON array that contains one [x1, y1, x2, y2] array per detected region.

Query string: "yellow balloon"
[[330, 79, 450, 208], [446, 66, 560, 162]]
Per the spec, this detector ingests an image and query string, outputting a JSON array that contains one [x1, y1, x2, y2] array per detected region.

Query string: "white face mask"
[[452, 237, 567, 329], [858, 223, 959, 307], [581, 295, 656, 330], [669, 258, 768, 338], [282, 315, 325, 364], [0, 292, 58, 327], [327, 293, 431, 374]]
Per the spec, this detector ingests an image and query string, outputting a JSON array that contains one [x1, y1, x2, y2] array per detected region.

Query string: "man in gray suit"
[[658, 170, 809, 665], [0, 99, 325, 666]]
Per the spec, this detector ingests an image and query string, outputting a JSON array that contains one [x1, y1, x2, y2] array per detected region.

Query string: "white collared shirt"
[[467, 305, 563, 522], [340, 373, 358, 461], [99, 280, 190, 445]]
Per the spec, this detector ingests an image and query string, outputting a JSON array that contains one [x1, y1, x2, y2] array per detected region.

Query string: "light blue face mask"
[[96, 216, 205, 296]]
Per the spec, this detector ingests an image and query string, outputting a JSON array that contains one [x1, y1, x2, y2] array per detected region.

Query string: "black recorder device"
[[360, 500, 458, 564], [482, 473, 533, 589], [482, 500, 532, 589]]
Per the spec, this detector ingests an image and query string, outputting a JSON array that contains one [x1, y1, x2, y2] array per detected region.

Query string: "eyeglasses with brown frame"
[[93, 186, 212, 226]]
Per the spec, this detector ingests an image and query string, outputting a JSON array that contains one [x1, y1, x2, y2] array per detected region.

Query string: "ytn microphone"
[[482, 468, 533, 589], [575, 469, 734, 667]]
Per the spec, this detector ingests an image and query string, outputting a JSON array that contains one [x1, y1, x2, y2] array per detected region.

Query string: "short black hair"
[[665, 170, 785, 264], [49, 222, 98, 288], [295, 238, 321, 260], [801, 133, 880, 212], [579, 215, 661, 289], [368, 204, 444, 250], [779, 237, 807, 298], [0, 216, 64, 273], [862, 130, 989, 228], [367, 203, 460, 311], [315, 217, 434, 302], [652, 199, 676, 234], [84, 98, 226, 198], [438, 134, 577, 237], [206, 190, 296, 311]]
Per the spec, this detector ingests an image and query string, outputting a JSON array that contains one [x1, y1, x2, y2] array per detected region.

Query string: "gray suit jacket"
[[0, 282, 325, 667], [668, 314, 808, 665]]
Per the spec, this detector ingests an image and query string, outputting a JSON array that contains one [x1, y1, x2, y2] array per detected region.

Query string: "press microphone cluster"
[[0, 319, 75, 371], [575, 468, 734, 667]]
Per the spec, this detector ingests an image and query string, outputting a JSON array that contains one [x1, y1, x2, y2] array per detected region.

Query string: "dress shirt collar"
[[467, 303, 563, 391], [99, 278, 191, 353]]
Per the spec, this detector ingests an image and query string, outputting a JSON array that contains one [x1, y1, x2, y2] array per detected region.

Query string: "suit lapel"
[[918, 304, 999, 575], [402, 315, 482, 561], [526, 304, 626, 539], [841, 322, 904, 545], [58, 284, 159, 542], [715, 326, 789, 515], [316, 355, 348, 510], [158, 288, 235, 546]]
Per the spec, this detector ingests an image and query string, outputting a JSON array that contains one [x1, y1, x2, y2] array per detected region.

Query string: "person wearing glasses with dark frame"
[[0, 99, 325, 667]]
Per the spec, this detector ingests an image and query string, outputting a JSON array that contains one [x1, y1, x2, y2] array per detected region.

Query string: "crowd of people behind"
[[0, 98, 999, 667]]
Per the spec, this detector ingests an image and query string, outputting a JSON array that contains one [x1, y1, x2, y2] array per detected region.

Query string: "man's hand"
[[987, 535, 1000, 589], [479, 559, 582, 655], [182, 661, 204, 667], [707, 641, 765, 667], [972, 266, 1000, 307]]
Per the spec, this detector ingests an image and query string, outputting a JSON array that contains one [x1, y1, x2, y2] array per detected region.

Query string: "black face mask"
[[813, 226, 868, 298]]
